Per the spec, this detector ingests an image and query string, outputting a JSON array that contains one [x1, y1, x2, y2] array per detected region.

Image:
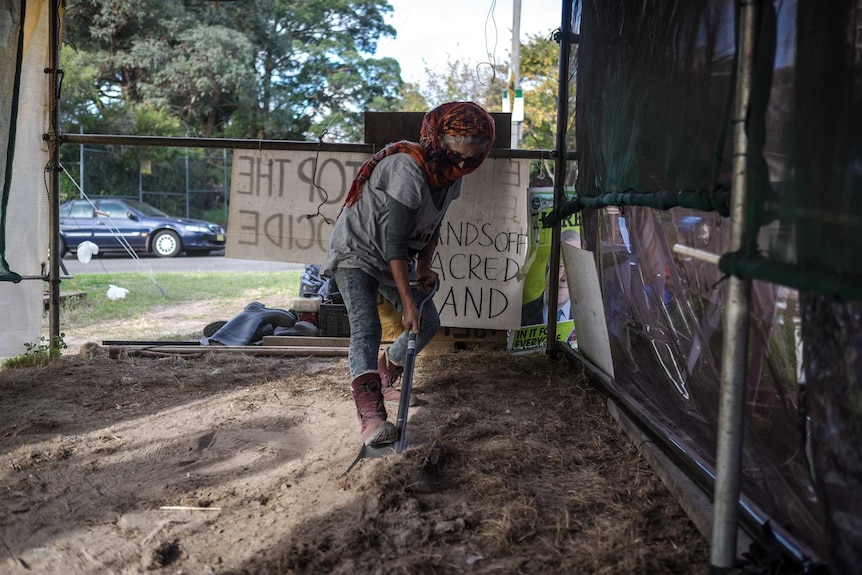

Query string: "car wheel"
[[152, 230, 182, 258], [58, 237, 68, 259]]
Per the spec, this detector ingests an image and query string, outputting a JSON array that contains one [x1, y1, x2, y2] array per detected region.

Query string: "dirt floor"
[[0, 302, 710, 574]]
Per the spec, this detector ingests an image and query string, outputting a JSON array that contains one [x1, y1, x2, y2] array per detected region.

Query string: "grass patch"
[[56, 271, 302, 329]]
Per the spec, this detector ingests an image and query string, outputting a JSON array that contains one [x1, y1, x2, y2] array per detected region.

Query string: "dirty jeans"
[[332, 267, 441, 379]]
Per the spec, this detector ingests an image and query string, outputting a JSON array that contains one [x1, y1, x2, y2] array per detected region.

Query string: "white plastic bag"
[[76, 241, 99, 264], [106, 284, 130, 301]]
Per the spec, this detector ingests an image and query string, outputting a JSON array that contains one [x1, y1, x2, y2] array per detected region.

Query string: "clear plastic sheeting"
[[573, 0, 859, 567], [0, 0, 52, 359], [594, 206, 820, 557]]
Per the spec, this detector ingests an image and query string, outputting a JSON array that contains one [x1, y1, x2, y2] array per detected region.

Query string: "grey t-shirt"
[[322, 153, 462, 286]]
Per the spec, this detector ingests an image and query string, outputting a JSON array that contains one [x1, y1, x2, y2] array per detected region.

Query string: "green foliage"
[[60, 40, 188, 201], [203, 207, 228, 228], [134, 25, 256, 138], [389, 83, 430, 112], [3, 334, 68, 368], [61, 0, 401, 141], [516, 32, 565, 152]]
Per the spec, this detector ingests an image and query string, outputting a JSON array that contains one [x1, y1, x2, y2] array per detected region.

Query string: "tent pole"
[[47, 0, 62, 353], [547, 0, 575, 357], [711, 0, 761, 571]]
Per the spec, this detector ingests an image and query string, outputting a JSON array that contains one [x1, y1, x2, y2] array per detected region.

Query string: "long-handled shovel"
[[343, 280, 438, 475]]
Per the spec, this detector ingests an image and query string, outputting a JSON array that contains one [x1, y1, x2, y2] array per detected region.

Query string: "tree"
[[132, 25, 257, 138], [407, 31, 564, 151], [389, 83, 430, 113], [60, 0, 402, 141], [513, 32, 570, 183], [58, 45, 187, 201], [517, 32, 565, 152], [419, 59, 507, 111], [305, 52, 404, 142]]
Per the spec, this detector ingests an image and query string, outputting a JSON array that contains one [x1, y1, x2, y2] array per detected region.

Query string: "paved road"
[[61, 250, 307, 275]]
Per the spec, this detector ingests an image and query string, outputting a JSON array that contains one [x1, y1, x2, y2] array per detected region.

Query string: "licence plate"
[[217, 234, 225, 242]]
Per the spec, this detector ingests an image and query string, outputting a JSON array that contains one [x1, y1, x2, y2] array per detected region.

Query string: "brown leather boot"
[[351, 373, 397, 446], [378, 347, 417, 406]]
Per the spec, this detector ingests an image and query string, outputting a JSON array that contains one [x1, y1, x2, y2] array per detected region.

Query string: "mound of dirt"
[[0, 341, 709, 574]]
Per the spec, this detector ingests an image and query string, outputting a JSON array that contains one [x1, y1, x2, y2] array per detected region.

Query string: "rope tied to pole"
[[544, 186, 732, 227]]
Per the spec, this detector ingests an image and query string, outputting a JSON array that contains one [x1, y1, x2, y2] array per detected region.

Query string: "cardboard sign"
[[563, 242, 613, 378], [227, 150, 531, 330]]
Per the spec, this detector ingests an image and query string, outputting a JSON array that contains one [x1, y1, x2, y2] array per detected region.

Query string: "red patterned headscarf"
[[340, 102, 494, 215]]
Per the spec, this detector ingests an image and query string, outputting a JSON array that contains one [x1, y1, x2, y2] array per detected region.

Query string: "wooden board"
[[261, 336, 350, 348], [108, 345, 349, 358], [364, 112, 512, 149]]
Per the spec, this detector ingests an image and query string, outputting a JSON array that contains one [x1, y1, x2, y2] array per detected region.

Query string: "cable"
[[304, 128, 334, 225], [483, 0, 500, 70], [477, 0, 501, 105]]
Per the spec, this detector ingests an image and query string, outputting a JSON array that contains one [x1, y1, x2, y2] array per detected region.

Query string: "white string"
[[59, 165, 166, 295]]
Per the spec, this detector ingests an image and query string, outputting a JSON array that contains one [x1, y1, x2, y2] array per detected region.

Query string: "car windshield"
[[125, 199, 170, 217]]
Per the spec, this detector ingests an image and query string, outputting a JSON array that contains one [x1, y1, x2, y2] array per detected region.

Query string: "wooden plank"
[[103, 340, 202, 346], [607, 400, 752, 556], [108, 345, 349, 358], [44, 291, 87, 309], [364, 111, 512, 149], [261, 336, 350, 348]]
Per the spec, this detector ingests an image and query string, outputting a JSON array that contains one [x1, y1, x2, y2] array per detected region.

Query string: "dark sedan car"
[[59, 197, 226, 258]]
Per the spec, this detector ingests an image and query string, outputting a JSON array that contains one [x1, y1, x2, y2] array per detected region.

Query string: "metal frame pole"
[[223, 148, 229, 222], [47, 0, 62, 353], [511, 0, 522, 149], [711, 0, 761, 569], [184, 150, 190, 218], [547, 0, 575, 356]]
